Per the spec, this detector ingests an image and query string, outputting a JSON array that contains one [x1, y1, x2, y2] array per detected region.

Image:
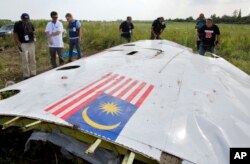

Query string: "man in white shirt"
[[45, 11, 64, 68]]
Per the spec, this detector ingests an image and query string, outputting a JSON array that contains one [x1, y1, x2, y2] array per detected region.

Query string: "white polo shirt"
[[45, 21, 64, 48]]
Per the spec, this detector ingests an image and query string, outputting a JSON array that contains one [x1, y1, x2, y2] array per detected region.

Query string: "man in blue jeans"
[[65, 13, 82, 62], [198, 18, 220, 56], [195, 13, 206, 50]]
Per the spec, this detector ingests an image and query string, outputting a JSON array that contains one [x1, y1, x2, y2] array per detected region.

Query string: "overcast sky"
[[0, 0, 249, 21]]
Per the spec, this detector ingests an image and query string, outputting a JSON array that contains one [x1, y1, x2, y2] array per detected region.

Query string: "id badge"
[[73, 27, 76, 32], [24, 35, 29, 41]]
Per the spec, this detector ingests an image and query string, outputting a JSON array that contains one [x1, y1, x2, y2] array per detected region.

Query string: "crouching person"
[[198, 18, 220, 56]]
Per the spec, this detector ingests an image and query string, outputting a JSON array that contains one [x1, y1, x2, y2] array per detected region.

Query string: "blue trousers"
[[69, 38, 81, 61], [199, 43, 215, 56]]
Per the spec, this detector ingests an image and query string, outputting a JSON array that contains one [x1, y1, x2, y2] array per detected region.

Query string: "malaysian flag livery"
[[45, 73, 154, 140]]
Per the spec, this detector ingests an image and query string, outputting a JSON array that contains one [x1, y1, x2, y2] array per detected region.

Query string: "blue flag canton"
[[66, 93, 137, 141]]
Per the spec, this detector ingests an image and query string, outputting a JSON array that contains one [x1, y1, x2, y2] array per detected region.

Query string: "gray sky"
[[0, 0, 249, 21]]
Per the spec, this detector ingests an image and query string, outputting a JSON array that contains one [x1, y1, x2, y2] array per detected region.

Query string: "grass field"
[[0, 21, 249, 89]]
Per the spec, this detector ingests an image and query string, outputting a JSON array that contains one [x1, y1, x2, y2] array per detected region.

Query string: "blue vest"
[[196, 19, 206, 30], [68, 20, 79, 38]]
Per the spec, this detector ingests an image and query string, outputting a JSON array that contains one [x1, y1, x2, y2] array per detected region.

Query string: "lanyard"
[[51, 22, 57, 31]]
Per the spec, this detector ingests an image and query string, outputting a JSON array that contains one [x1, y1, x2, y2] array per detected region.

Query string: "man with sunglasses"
[[14, 13, 36, 79], [45, 11, 64, 68]]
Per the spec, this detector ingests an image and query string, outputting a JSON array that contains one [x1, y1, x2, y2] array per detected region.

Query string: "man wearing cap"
[[13, 13, 36, 79], [198, 18, 220, 56], [65, 13, 82, 62], [150, 17, 166, 40], [45, 11, 64, 68]]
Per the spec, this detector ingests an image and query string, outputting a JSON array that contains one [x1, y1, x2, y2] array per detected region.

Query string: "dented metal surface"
[[0, 40, 250, 163]]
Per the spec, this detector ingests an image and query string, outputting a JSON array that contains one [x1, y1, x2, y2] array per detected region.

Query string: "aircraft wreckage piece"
[[85, 138, 102, 154], [2, 116, 20, 129], [0, 40, 250, 164]]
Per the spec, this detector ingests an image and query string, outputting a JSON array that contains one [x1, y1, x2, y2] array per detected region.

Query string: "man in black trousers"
[[119, 16, 134, 43]]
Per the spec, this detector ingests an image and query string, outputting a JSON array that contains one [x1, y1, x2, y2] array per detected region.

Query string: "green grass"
[[0, 21, 249, 89]]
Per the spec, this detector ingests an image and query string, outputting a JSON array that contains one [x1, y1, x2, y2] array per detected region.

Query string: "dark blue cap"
[[21, 13, 30, 20]]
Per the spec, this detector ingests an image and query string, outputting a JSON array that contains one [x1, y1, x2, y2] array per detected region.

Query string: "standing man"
[[65, 13, 82, 62], [119, 16, 134, 43], [198, 18, 220, 56], [150, 17, 166, 40], [13, 13, 36, 79], [45, 11, 64, 68], [195, 13, 206, 50]]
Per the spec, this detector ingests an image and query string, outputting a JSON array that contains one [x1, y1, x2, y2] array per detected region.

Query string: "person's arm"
[[196, 30, 200, 41], [197, 27, 203, 41], [195, 22, 198, 29], [45, 24, 53, 45], [32, 24, 36, 42], [216, 35, 220, 46], [130, 23, 134, 35], [45, 31, 50, 39], [119, 23, 123, 34], [13, 32, 22, 52], [158, 29, 163, 36], [215, 26, 220, 46], [151, 26, 157, 37], [159, 24, 166, 36], [13, 24, 21, 46], [77, 21, 82, 41], [78, 28, 82, 41], [160, 25, 166, 35], [51, 31, 61, 36], [46, 31, 53, 45], [196, 31, 200, 41], [13, 33, 21, 46], [51, 22, 62, 36]]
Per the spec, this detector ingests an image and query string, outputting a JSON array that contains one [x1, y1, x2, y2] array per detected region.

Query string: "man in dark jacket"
[[198, 18, 220, 56], [150, 17, 166, 40], [13, 13, 36, 79], [119, 16, 134, 43]]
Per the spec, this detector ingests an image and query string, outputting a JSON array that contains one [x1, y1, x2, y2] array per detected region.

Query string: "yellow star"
[[100, 102, 121, 116]]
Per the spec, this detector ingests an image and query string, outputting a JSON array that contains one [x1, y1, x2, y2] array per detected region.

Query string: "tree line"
[[1, 9, 250, 25], [169, 9, 250, 24]]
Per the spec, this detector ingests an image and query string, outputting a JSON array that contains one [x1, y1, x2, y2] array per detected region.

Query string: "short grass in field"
[[0, 21, 249, 88]]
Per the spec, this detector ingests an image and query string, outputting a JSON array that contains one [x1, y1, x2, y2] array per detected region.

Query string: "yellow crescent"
[[82, 107, 121, 130]]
